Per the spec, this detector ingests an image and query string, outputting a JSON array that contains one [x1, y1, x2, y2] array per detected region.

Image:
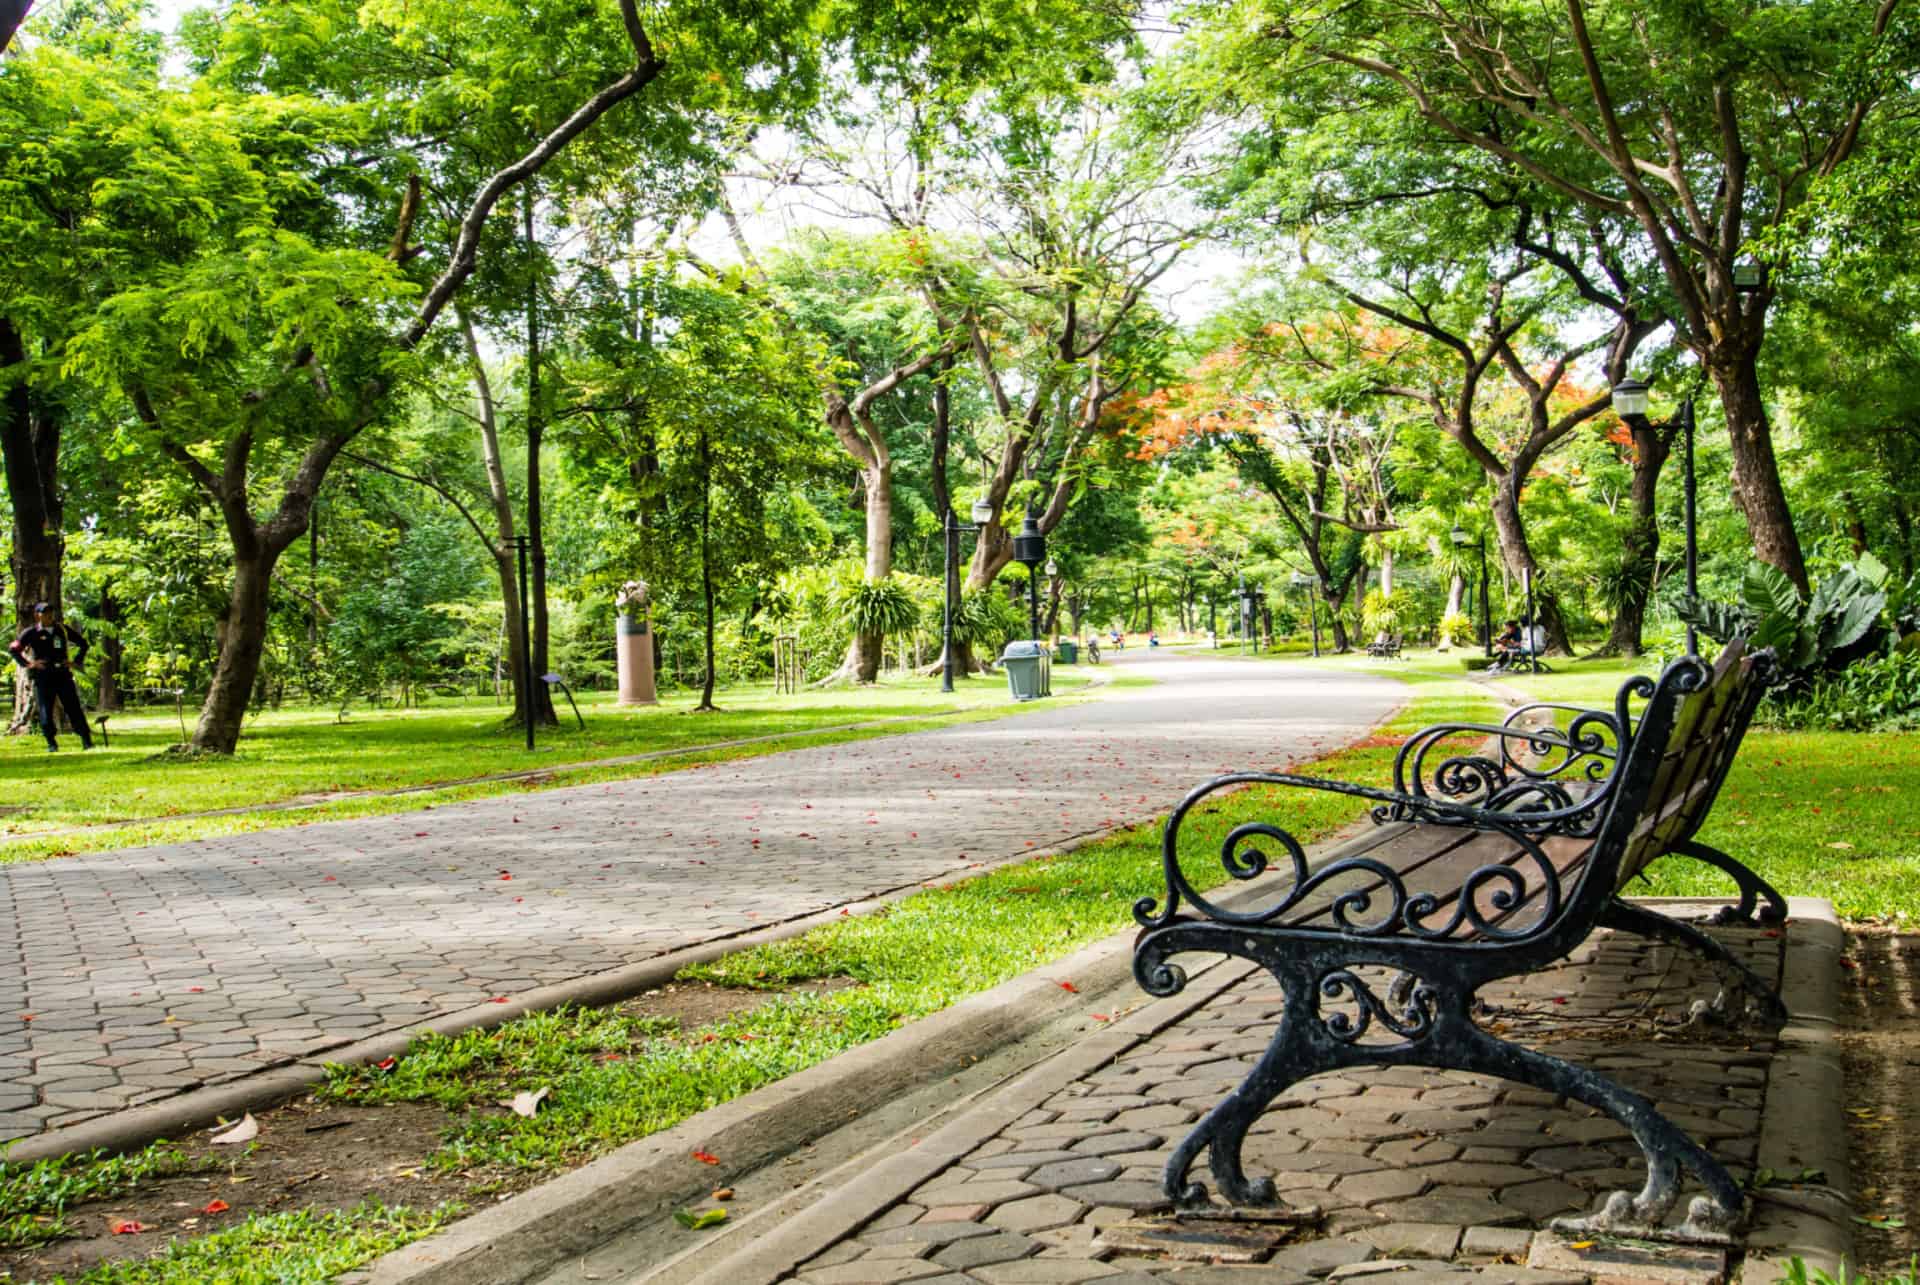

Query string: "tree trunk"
[[96, 585, 123, 712], [463, 309, 531, 727], [2, 316, 64, 734], [1711, 353, 1808, 592], [1490, 472, 1574, 655], [1601, 422, 1669, 658], [194, 551, 277, 754], [847, 459, 892, 683]]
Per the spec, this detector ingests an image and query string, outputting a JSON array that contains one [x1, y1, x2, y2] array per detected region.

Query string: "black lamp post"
[[1450, 525, 1491, 658], [1013, 511, 1047, 641], [942, 498, 996, 693], [1290, 573, 1321, 657], [1236, 575, 1264, 655], [1612, 376, 1699, 656]]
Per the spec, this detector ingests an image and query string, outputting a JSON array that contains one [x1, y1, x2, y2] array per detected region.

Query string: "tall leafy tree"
[[1183, 0, 1916, 590]]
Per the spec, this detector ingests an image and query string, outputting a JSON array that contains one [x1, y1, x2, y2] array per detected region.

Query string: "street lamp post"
[[1013, 512, 1048, 642], [1206, 594, 1217, 648], [942, 499, 997, 693], [1612, 377, 1699, 655], [1236, 575, 1263, 655], [1450, 526, 1492, 658]]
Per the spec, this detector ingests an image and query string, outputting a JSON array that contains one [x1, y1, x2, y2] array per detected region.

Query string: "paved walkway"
[[646, 906, 1841, 1285], [0, 653, 1399, 1143]]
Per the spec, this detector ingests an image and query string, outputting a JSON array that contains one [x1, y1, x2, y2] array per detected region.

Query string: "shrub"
[[1766, 650, 1920, 731], [1437, 611, 1474, 648]]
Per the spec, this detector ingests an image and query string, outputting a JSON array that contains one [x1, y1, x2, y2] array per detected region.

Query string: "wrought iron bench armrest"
[[1134, 771, 1570, 946]]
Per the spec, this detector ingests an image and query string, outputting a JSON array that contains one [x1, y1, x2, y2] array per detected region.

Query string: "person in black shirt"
[[9, 601, 94, 751]]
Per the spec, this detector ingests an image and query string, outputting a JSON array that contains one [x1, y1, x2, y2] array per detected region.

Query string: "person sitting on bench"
[[1488, 618, 1522, 671]]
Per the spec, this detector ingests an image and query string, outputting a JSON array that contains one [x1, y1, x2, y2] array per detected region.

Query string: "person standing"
[[9, 601, 93, 751]]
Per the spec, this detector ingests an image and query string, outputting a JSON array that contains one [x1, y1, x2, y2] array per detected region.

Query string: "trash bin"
[[1001, 640, 1050, 701], [1055, 639, 1078, 665]]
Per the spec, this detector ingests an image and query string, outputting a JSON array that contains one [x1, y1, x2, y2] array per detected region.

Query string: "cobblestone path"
[[0, 653, 1400, 1142]]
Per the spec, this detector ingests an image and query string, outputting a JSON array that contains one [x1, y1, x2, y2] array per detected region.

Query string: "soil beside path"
[[0, 652, 1399, 1147]]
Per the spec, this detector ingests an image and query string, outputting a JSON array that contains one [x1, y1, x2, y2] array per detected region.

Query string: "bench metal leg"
[[1449, 1018, 1746, 1245], [1600, 900, 1787, 1028], [1665, 839, 1788, 925]]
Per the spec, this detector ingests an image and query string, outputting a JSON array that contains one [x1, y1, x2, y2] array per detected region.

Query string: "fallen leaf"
[[504, 1087, 550, 1118], [109, 1218, 150, 1235], [1829, 842, 1854, 850], [691, 1150, 721, 1165], [201, 1200, 230, 1215], [673, 1208, 728, 1230], [211, 1114, 259, 1145], [711, 1188, 734, 1201], [1569, 1240, 1595, 1251]]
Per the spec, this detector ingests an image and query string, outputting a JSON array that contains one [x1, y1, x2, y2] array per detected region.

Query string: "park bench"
[[1132, 640, 1783, 1245], [1364, 632, 1403, 659]]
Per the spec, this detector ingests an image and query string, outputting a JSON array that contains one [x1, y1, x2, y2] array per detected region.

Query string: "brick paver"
[[781, 926, 1784, 1285], [0, 654, 1399, 1141]]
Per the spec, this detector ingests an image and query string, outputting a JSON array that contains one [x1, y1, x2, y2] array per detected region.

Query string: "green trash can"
[[1001, 640, 1050, 701], [1055, 639, 1078, 665]]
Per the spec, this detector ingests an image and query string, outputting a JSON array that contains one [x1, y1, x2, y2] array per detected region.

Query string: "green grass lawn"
[[0, 671, 1108, 863]]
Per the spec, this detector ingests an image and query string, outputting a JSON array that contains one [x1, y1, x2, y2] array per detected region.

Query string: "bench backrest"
[[1589, 640, 1768, 896]]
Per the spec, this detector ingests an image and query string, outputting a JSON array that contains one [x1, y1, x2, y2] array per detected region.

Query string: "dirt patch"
[[1838, 930, 1920, 1274], [0, 977, 857, 1282]]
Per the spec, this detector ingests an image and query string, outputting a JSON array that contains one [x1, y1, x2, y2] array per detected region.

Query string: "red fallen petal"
[[490, 996, 510, 1003], [201, 1199, 230, 1214], [601, 864, 613, 869], [188, 987, 204, 993], [1058, 982, 1079, 993], [1840, 958, 1857, 970], [1552, 997, 1568, 1005], [514, 897, 523, 903], [1091, 1014, 1110, 1022], [840, 909, 851, 916], [376, 1057, 398, 1071], [324, 876, 337, 882], [692, 1150, 721, 1165], [110, 1219, 149, 1235], [414, 832, 429, 838], [19, 1014, 34, 1021], [500, 873, 513, 881]]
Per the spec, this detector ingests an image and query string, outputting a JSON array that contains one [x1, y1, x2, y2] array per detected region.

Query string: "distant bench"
[[1133, 640, 1782, 1245]]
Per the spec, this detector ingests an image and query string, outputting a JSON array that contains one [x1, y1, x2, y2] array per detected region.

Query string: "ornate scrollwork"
[[1133, 773, 1570, 945], [1319, 969, 1437, 1042]]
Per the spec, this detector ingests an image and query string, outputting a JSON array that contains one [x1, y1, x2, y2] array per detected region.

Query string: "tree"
[[557, 278, 826, 709], [48, 0, 806, 751], [1194, 0, 1917, 590]]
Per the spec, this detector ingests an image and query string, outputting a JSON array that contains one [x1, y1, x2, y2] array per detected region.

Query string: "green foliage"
[[1681, 560, 1889, 682], [0, 1145, 210, 1248], [1765, 651, 1920, 732], [1436, 611, 1473, 649], [830, 577, 919, 642], [69, 1201, 456, 1284], [1362, 588, 1406, 635]]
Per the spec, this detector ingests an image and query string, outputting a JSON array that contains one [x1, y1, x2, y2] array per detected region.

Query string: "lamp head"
[[1449, 526, 1470, 546], [970, 498, 995, 526], [1012, 514, 1046, 569], [1611, 377, 1651, 419]]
